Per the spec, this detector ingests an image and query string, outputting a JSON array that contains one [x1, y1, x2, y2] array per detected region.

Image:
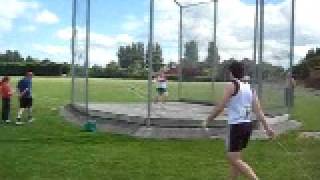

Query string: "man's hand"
[[266, 128, 276, 139], [19, 88, 28, 97], [207, 114, 214, 122], [203, 114, 214, 131]]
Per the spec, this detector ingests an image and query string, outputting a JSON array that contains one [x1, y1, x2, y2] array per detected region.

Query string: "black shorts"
[[20, 97, 33, 108], [226, 122, 252, 152], [157, 88, 167, 95]]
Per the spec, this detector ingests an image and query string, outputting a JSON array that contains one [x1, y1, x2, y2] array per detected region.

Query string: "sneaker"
[[5, 120, 11, 123], [15, 118, 24, 125], [28, 118, 35, 123], [15, 121, 25, 125]]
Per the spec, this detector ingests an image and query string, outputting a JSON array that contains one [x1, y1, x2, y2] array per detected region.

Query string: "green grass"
[[0, 77, 319, 180]]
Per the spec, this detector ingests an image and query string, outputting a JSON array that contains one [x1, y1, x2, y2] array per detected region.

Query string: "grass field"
[[0, 77, 319, 180]]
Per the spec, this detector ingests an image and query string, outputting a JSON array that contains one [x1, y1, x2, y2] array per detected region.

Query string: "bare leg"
[[16, 108, 25, 124], [27, 108, 32, 118], [229, 164, 241, 180], [17, 108, 25, 120], [27, 108, 34, 122], [227, 152, 258, 180], [154, 95, 159, 104], [160, 95, 164, 104], [163, 93, 168, 104]]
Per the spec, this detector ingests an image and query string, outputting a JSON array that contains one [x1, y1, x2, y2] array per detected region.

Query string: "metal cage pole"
[[175, 0, 214, 101], [71, 0, 76, 105], [258, 0, 264, 100], [178, 6, 183, 100], [212, 0, 218, 100], [253, 0, 259, 86], [85, 0, 90, 118], [147, 0, 154, 127], [289, 0, 295, 109]]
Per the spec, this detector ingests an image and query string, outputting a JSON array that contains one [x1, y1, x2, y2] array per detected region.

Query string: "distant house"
[[166, 67, 178, 76]]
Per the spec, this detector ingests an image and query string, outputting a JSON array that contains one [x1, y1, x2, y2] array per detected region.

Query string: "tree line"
[[2, 43, 318, 85], [293, 48, 320, 89], [0, 50, 70, 76]]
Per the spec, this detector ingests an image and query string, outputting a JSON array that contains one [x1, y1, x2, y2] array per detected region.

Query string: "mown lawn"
[[0, 77, 319, 180]]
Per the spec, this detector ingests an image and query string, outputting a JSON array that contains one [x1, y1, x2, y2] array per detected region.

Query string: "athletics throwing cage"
[[68, 0, 297, 137], [70, 0, 93, 130]]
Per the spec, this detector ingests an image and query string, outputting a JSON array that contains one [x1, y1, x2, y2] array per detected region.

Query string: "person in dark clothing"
[[16, 71, 34, 125], [0, 76, 13, 123]]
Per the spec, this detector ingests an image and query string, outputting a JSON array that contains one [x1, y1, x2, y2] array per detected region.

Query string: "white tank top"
[[227, 80, 253, 125], [157, 76, 167, 89]]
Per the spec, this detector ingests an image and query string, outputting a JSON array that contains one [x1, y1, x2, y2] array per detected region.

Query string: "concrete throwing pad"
[[299, 132, 320, 139], [62, 102, 302, 140]]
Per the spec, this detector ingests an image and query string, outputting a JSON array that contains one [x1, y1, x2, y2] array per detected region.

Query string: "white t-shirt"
[[157, 76, 167, 89]]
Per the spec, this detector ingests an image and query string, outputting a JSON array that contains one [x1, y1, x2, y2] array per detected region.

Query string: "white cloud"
[[35, 10, 59, 24], [34, 0, 320, 66], [21, 25, 36, 32], [55, 27, 136, 64], [149, 0, 320, 66], [122, 15, 145, 31], [0, 0, 39, 33], [33, 44, 68, 55]]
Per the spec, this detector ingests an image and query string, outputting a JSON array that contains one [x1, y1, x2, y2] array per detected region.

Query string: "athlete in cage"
[[154, 68, 168, 104]]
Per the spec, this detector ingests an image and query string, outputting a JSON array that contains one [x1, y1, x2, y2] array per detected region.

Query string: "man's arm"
[[16, 81, 26, 97], [207, 83, 234, 122], [252, 92, 275, 138]]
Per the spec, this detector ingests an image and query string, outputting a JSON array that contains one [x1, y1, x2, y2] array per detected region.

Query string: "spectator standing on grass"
[[0, 76, 13, 123], [16, 71, 34, 125], [204, 61, 275, 180], [285, 72, 296, 107]]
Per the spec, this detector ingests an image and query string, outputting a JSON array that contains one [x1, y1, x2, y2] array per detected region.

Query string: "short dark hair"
[[26, 70, 33, 76], [229, 61, 244, 79], [1, 76, 10, 83]]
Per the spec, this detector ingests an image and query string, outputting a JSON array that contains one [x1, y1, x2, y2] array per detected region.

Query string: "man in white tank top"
[[204, 61, 275, 180]]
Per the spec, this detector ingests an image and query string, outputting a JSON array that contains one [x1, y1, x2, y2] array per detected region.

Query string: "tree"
[[293, 47, 320, 80], [146, 42, 163, 72], [26, 56, 34, 63], [131, 42, 145, 67], [41, 58, 51, 64], [117, 42, 145, 69], [206, 41, 219, 66], [106, 61, 121, 78], [184, 40, 199, 67], [4, 50, 24, 62]]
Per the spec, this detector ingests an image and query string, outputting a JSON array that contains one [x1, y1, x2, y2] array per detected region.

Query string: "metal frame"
[[147, 0, 154, 127], [71, 0, 76, 105], [289, 0, 295, 110], [174, 0, 216, 101], [85, 0, 90, 118], [71, 0, 91, 121], [257, 0, 264, 100], [70, 0, 296, 128], [149, 0, 295, 124], [253, 0, 259, 86]]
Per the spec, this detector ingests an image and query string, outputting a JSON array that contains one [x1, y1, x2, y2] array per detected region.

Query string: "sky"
[[0, 0, 319, 68]]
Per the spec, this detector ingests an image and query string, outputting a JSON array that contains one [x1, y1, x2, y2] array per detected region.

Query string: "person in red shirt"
[[0, 76, 13, 123]]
